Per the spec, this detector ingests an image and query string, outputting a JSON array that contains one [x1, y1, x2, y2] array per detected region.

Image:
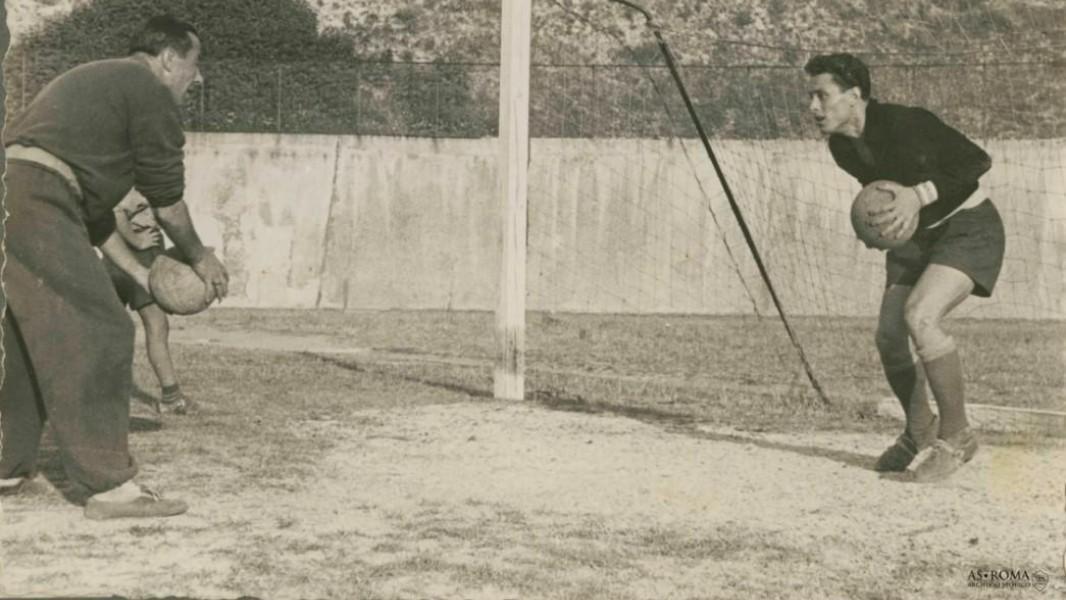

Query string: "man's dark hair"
[[804, 53, 871, 99], [129, 15, 199, 57]]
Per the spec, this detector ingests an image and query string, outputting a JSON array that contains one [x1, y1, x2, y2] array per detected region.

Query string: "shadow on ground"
[[308, 352, 879, 473], [529, 387, 878, 471], [306, 352, 495, 399]]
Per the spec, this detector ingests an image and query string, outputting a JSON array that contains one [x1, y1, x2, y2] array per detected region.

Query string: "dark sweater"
[[6, 57, 186, 240], [828, 99, 991, 228]]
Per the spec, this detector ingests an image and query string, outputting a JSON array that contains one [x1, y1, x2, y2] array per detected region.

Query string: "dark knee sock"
[[883, 359, 936, 437], [923, 349, 968, 439]]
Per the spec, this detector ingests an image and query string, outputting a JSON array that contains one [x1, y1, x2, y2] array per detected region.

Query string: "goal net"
[[519, 0, 1066, 418]]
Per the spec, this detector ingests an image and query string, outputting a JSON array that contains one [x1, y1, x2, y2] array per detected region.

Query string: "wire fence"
[[5, 50, 1065, 139]]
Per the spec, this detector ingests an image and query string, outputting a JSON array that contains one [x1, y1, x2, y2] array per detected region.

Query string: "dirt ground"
[[1, 322, 1064, 599]]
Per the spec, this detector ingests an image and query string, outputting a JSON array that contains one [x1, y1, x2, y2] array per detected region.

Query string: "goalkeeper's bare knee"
[[904, 302, 955, 362]]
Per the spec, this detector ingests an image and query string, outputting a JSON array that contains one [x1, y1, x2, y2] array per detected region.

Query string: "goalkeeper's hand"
[[869, 181, 921, 241]]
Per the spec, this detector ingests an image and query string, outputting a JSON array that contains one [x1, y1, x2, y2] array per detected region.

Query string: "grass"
[[128, 343, 475, 490], [2, 308, 1062, 599], [151, 310, 1066, 597], [183, 307, 1066, 420]]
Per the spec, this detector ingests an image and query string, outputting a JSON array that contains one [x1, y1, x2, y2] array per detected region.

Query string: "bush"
[[18, 0, 351, 61], [7, 0, 496, 136]]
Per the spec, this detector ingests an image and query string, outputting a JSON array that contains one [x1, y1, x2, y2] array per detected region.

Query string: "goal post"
[[494, 0, 532, 401]]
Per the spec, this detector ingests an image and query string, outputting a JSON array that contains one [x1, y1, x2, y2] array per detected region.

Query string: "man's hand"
[[115, 205, 162, 250], [129, 224, 164, 250], [869, 182, 921, 241], [190, 248, 229, 304]]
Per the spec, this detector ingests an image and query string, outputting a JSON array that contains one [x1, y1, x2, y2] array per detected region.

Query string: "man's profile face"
[[164, 33, 203, 104], [807, 73, 859, 136]]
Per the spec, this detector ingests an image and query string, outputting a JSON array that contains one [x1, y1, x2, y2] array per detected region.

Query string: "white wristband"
[[914, 181, 938, 207]]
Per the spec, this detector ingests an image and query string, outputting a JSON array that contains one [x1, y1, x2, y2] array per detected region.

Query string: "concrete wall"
[[183, 133, 1066, 319]]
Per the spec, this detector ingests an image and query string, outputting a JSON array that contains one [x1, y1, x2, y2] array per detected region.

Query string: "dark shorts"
[[885, 199, 1005, 297], [104, 245, 164, 310]]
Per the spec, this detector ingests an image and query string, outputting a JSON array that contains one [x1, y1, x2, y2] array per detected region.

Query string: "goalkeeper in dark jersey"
[[804, 53, 1005, 482]]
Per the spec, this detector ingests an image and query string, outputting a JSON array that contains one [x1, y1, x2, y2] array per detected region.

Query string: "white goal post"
[[494, 0, 532, 401]]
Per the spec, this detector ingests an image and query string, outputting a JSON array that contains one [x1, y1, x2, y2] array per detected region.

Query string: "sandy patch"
[[3, 401, 1064, 598]]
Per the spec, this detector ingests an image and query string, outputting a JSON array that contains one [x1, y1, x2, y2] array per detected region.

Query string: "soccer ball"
[[148, 247, 212, 315], [850, 180, 918, 250]]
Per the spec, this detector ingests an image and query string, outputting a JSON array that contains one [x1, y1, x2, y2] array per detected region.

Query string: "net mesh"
[[522, 0, 1066, 410]]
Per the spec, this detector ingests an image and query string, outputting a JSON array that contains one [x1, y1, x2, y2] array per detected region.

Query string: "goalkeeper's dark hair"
[[804, 53, 871, 99], [129, 15, 199, 57]]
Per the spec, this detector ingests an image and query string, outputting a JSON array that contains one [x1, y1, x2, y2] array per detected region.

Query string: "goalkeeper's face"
[[807, 74, 861, 137]]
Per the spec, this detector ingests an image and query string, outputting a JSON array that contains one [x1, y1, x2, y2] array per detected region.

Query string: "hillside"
[[5, 0, 1064, 138], [11, 0, 1065, 62], [309, 0, 1066, 63]]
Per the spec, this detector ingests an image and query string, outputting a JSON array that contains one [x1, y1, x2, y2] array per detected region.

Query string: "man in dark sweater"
[[805, 53, 1005, 482], [0, 15, 228, 518]]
